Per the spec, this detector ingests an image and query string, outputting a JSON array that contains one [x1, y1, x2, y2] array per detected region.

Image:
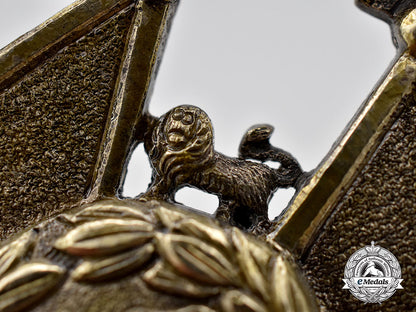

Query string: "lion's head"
[[148, 105, 215, 187]]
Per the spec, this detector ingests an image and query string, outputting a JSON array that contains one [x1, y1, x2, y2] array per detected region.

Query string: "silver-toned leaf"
[[67, 202, 155, 224], [0, 231, 35, 278], [0, 262, 65, 312], [220, 290, 267, 312], [72, 243, 155, 282], [155, 233, 238, 286], [231, 228, 270, 301], [270, 256, 318, 312], [54, 219, 154, 256], [143, 260, 220, 298]]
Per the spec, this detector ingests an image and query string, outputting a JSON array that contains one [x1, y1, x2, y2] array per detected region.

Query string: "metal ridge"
[[270, 8, 416, 257], [0, 0, 132, 91]]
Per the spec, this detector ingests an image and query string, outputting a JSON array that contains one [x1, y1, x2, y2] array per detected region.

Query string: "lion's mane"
[[144, 105, 302, 230], [146, 105, 215, 188]]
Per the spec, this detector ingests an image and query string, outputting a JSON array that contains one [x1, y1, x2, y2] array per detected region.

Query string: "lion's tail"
[[238, 124, 304, 190]]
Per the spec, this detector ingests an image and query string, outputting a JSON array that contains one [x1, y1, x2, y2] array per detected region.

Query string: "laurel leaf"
[[156, 206, 231, 251], [176, 219, 231, 250], [0, 263, 64, 312], [155, 233, 238, 286], [72, 243, 155, 282], [0, 231, 35, 278], [67, 202, 155, 224], [54, 219, 154, 256], [231, 228, 271, 300], [143, 261, 220, 298], [270, 256, 318, 312], [155, 206, 187, 229], [220, 290, 267, 312]]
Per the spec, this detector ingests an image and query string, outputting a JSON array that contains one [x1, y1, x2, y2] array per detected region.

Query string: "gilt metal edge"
[[0, 0, 133, 91], [0, 0, 181, 201], [0, 0, 180, 240], [87, 0, 180, 200], [271, 8, 416, 257]]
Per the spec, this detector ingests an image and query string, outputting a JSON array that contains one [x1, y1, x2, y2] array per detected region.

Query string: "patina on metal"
[[0, 199, 317, 312], [0, 0, 178, 240], [0, 0, 318, 311], [269, 1, 416, 311], [140, 105, 303, 234], [1, 0, 416, 311]]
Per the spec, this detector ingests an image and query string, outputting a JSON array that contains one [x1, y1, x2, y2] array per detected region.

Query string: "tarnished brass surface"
[[272, 53, 416, 253], [0, 1, 319, 311], [2, 0, 416, 310], [271, 5, 416, 256], [302, 76, 416, 311], [88, 0, 180, 199], [0, 4, 134, 240], [140, 105, 303, 233], [0, 0, 178, 241], [0, 0, 132, 91], [0, 199, 318, 312], [268, 3, 416, 311]]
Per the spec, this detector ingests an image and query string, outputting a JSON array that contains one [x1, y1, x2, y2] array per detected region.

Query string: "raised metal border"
[[270, 7, 416, 256]]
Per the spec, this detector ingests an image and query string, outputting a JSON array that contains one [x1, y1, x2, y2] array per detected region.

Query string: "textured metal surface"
[[0, 199, 318, 312], [271, 53, 416, 253], [302, 93, 416, 311], [268, 4, 416, 310], [1, 0, 415, 310], [271, 4, 416, 256], [89, 0, 180, 199], [0, 0, 132, 92], [0, 0, 317, 311], [0, 8, 133, 240]]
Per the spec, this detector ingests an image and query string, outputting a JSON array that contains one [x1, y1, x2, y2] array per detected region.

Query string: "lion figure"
[[142, 105, 303, 231]]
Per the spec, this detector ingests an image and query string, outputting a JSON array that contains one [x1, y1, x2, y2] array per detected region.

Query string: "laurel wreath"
[[0, 199, 317, 312]]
